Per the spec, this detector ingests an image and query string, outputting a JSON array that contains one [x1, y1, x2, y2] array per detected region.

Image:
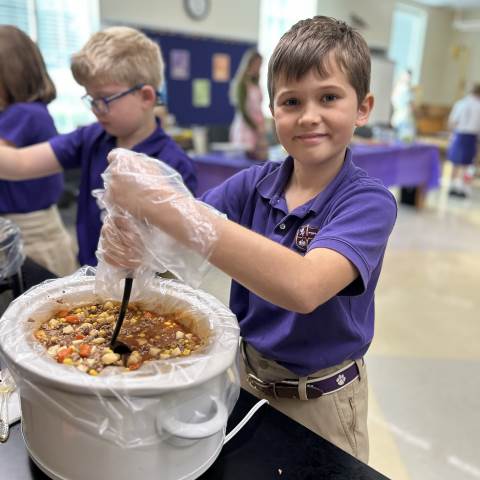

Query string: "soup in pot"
[[33, 301, 204, 375]]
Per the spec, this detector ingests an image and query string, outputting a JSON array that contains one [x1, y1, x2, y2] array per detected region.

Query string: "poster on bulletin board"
[[144, 28, 254, 125], [212, 53, 230, 82], [192, 79, 211, 107], [170, 49, 190, 80]]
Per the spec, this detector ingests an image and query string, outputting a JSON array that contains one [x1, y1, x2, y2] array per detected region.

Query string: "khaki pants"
[[3, 205, 78, 277], [240, 341, 369, 463]]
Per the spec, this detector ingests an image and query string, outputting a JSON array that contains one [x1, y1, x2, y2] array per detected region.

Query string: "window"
[[0, 0, 99, 132], [258, 0, 317, 114], [389, 3, 427, 84]]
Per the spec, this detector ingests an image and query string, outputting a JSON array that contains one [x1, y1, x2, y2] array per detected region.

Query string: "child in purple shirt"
[[0, 25, 76, 276], [0, 26, 196, 267], [98, 17, 396, 461]]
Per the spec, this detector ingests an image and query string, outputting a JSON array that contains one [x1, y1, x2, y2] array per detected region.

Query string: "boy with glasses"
[[0, 26, 196, 267]]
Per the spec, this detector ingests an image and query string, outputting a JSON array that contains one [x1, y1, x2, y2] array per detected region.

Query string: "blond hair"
[[229, 48, 262, 106], [268, 16, 370, 107], [71, 26, 164, 89], [0, 25, 56, 107]]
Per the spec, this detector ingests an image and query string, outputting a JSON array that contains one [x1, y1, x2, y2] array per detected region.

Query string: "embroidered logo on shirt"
[[295, 224, 319, 252], [336, 374, 346, 386]]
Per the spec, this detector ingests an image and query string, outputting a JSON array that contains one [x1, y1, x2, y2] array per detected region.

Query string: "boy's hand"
[[99, 148, 222, 288], [105, 148, 192, 224], [97, 214, 145, 271]]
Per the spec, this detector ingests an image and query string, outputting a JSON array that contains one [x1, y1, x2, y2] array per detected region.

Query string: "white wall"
[[100, 0, 396, 49], [316, 0, 395, 50], [315, 1, 480, 107], [100, 0, 259, 41], [417, 6, 480, 105], [315, 0, 396, 122], [449, 16, 480, 101], [418, 7, 455, 105], [99, 0, 480, 108]]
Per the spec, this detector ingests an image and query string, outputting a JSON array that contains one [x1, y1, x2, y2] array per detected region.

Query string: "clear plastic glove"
[[95, 148, 221, 290], [98, 213, 146, 272]]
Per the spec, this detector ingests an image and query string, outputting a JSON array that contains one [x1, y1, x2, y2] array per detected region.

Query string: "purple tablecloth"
[[350, 142, 441, 190], [194, 153, 260, 196], [193, 142, 441, 196]]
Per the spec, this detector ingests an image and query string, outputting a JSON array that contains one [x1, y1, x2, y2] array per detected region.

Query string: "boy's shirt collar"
[[256, 148, 353, 217]]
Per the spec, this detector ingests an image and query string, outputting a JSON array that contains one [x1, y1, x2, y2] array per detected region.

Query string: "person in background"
[[229, 48, 268, 160], [0, 26, 197, 267], [0, 25, 77, 276], [98, 16, 397, 462], [447, 83, 480, 198], [391, 69, 417, 142]]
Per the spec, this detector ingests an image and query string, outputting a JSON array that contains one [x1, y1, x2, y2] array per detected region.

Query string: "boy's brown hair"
[[71, 26, 164, 90], [0, 25, 56, 108], [267, 16, 371, 107]]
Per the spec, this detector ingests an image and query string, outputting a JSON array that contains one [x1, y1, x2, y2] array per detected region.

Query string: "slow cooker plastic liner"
[[0, 267, 240, 447], [0, 218, 25, 280]]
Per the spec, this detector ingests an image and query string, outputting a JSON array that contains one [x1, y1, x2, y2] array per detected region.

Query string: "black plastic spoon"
[[110, 277, 133, 363]]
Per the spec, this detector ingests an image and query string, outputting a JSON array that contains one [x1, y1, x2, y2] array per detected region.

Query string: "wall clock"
[[184, 0, 210, 20]]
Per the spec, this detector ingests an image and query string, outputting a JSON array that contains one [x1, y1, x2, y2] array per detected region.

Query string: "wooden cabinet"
[[415, 104, 451, 135]]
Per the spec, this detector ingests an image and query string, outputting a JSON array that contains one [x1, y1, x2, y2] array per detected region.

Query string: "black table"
[[0, 257, 56, 300], [0, 260, 389, 479]]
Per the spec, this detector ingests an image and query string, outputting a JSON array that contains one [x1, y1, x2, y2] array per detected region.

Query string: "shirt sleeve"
[[49, 128, 84, 169], [308, 184, 397, 295], [448, 100, 461, 129], [0, 105, 37, 147]]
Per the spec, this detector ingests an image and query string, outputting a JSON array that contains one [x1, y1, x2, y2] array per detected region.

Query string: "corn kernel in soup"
[[34, 301, 204, 375]]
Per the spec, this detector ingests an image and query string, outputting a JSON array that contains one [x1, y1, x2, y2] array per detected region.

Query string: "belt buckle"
[[305, 382, 324, 399], [247, 373, 299, 399], [247, 372, 282, 399], [247, 372, 272, 391]]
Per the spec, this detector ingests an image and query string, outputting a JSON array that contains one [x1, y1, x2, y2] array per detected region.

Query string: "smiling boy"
[[0, 27, 196, 266], [99, 16, 397, 461]]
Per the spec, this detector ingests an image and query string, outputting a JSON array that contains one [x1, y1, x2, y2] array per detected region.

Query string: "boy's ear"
[[140, 85, 157, 106], [355, 93, 374, 127]]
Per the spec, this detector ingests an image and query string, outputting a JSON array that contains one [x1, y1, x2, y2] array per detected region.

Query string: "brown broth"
[[33, 301, 204, 375]]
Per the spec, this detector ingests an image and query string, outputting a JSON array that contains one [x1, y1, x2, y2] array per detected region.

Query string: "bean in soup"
[[34, 301, 204, 375]]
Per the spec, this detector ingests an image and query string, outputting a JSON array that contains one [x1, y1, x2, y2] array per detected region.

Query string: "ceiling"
[[414, 0, 480, 8]]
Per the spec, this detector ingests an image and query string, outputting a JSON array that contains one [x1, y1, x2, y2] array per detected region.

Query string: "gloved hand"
[[98, 213, 146, 272], [95, 148, 221, 290]]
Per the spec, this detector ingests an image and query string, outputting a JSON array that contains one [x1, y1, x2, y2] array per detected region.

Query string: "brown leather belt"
[[242, 343, 360, 400]]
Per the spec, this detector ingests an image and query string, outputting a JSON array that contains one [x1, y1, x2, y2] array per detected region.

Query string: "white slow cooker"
[[0, 273, 240, 480]]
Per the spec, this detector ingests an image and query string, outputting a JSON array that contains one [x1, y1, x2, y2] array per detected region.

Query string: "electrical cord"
[[224, 398, 269, 444]]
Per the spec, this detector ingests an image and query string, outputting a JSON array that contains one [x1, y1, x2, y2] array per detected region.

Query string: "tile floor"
[[368, 174, 480, 480]]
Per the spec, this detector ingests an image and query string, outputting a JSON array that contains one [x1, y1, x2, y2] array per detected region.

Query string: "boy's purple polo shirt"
[[0, 102, 63, 213], [50, 120, 197, 266], [201, 149, 397, 376]]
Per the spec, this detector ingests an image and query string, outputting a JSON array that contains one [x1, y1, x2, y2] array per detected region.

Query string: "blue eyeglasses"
[[81, 83, 164, 114]]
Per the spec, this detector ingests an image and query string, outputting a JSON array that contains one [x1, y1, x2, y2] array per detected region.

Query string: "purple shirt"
[[0, 102, 63, 213], [201, 149, 397, 376], [50, 120, 197, 267]]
